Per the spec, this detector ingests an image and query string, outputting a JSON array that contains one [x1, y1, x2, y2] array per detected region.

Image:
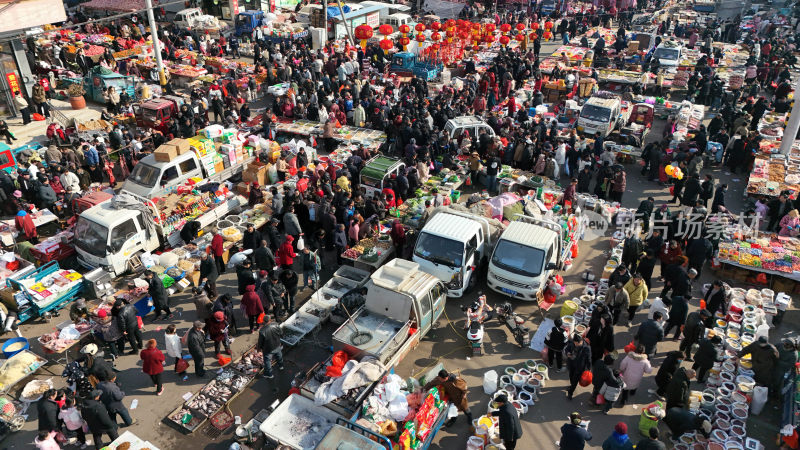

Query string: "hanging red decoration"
[[471, 22, 482, 31], [399, 36, 410, 51], [430, 21, 442, 31], [379, 24, 393, 36], [515, 33, 525, 42], [484, 23, 496, 34], [445, 19, 456, 29], [499, 35, 510, 46], [416, 33, 426, 43], [379, 38, 394, 54], [415, 23, 426, 32], [484, 34, 495, 44], [399, 24, 411, 35], [354, 24, 373, 50], [516, 23, 526, 32], [458, 31, 471, 41], [430, 32, 442, 42], [528, 32, 538, 41], [531, 22, 540, 31], [500, 23, 512, 34], [543, 31, 553, 40], [544, 20, 553, 30]]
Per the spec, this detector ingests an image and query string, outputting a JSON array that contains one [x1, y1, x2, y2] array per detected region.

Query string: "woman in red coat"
[[277, 235, 296, 269], [140, 339, 165, 395], [241, 285, 264, 333], [205, 311, 231, 356], [14, 210, 36, 243], [211, 231, 225, 274]]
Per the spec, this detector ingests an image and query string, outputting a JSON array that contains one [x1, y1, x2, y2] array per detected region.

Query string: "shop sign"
[[5, 73, 20, 95]]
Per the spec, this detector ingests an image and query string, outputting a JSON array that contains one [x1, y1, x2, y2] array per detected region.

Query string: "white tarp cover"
[[422, 0, 466, 18]]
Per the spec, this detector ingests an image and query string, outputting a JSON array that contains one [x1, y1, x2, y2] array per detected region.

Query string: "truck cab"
[[413, 209, 492, 298], [487, 216, 564, 301], [174, 8, 203, 28], [652, 41, 682, 68], [359, 155, 406, 199], [444, 115, 495, 140], [235, 10, 264, 36], [133, 97, 182, 135], [121, 151, 203, 199], [74, 199, 161, 275], [577, 96, 623, 137], [332, 258, 446, 368], [382, 12, 412, 27]]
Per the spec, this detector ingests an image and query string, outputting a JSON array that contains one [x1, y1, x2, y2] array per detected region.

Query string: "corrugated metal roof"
[[421, 213, 481, 241], [500, 221, 559, 247]]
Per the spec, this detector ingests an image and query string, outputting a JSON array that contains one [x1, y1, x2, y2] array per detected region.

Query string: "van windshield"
[[654, 47, 679, 60], [74, 217, 109, 258], [128, 162, 159, 188], [492, 240, 545, 277], [414, 232, 463, 267], [580, 104, 612, 122]]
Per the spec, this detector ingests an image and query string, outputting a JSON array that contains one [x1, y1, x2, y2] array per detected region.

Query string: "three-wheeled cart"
[[6, 261, 84, 323]]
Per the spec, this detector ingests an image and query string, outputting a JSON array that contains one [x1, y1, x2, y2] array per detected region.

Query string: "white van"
[[383, 12, 413, 28], [444, 116, 495, 140], [487, 216, 564, 301], [577, 96, 623, 137], [652, 41, 682, 67]]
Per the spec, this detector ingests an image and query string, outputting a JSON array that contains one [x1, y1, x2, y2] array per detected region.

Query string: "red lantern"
[[499, 35, 510, 46], [458, 31, 471, 41], [484, 34, 495, 44], [354, 24, 373, 50], [516, 23, 526, 32], [446, 29, 455, 40], [430, 21, 442, 31], [430, 32, 442, 43], [399, 36, 410, 50], [416, 33, 426, 43], [415, 23, 426, 33], [379, 24, 393, 36], [531, 22, 540, 31], [515, 33, 525, 42], [399, 24, 410, 35], [379, 38, 393, 54], [445, 19, 456, 29], [528, 32, 538, 41], [471, 22, 481, 31], [431, 43, 440, 51], [484, 23, 495, 34], [543, 31, 553, 40], [544, 20, 553, 30], [500, 23, 512, 34]]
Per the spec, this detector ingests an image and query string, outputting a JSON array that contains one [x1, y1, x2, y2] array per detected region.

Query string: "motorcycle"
[[461, 303, 491, 356], [496, 302, 531, 348]]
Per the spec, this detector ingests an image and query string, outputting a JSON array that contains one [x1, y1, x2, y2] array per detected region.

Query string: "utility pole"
[[779, 76, 800, 154], [145, 0, 167, 86], [335, 0, 355, 46]]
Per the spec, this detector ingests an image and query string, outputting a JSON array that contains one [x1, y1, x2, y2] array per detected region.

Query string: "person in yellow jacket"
[[336, 174, 351, 193], [623, 274, 648, 327]]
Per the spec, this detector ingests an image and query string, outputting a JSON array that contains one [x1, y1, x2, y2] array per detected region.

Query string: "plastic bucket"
[[561, 300, 578, 317], [1, 337, 28, 359], [467, 436, 485, 450]]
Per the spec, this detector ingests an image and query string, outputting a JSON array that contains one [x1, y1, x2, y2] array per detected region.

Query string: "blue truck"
[[389, 52, 443, 81], [235, 10, 265, 36]]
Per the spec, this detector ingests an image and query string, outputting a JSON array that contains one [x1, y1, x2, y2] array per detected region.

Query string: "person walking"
[[679, 309, 710, 360], [277, 235, 297, 269], [635, 311, 665, 357], [665, 367, 695, 409], [37, 389, 59, 433], [662, 295, 689, 339], [97, 377, 133, 427], [636, 428, 666, 450], [140, 339, 165, 395], [279, 268, 299, 313], [693, 335, 723, 382], [191, 287, 213, 322], [83, 389, 119, 450], [559, 412, 592, 450], [605, 282, 630, 325], [144, 270, 172, 320], [112, 299, 142, 354], [301, 247, 320, 290], [206, 311, 231, 357], [164, 324, 186, 379], [565, 334, 592, 400], [544, 318, 569, 371], [618, 345, 652, 406], [186, 320, 207, 377], [59, 397, 88, 448], [491, 394, 523, 450], [257, 316, 284, 381], [649, 350, 685, 397], [586, 314, 615, 364], [241, 284, 265, 333], [623, 274, 648, 326], [199, 252, 219, 298], [210, 228, 226, 274], [602, 423, 634, 450], [424, 370, 473, 427]]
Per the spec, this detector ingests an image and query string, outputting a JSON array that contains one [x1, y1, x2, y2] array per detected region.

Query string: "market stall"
[[717, 233, 800, 283], [0, 351, 47, 394], [5, 261, 83, 323]]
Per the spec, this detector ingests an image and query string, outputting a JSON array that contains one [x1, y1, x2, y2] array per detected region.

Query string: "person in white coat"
[[164, 324, 185, 379], [618, 345, 653, 406]]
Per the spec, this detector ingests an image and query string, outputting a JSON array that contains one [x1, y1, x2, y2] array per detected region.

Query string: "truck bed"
[[332, 311, 410, 364], [259, 394, 341, 449]]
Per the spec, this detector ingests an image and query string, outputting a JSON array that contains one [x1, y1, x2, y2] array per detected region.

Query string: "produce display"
[[38, 331, 76, 352], [341, 236, 393, 261], [746, 158, 800, 197], [0, 351, 46, 391], [718, 233, 800, 274]]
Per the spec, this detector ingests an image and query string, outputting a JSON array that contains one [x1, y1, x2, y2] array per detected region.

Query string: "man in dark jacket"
[[98, 379, 133, 427], [566, 335, 592, 400], [636, 197, 655, 232], [680, 174, 701, 206], [187, 320, 206, 377], [263, 274, 287, 318], [265, 218, 282, 252], [685, 236, 712, 277], [637, 427, 667, 450], [253, 240, 276, 273], [144, 269, 171, 320], [199, 252, 219, 298], [279, 268, 299, 313], [650, 350, 684, 396], [577, 164, 593, 193], [590, 355, 615, 403], [491, 395, 523, 449], [236, 259, 256, 295], [242, 223, 262, 252], [663, 407, 710, 440], [84, 390, 119, 449], [663, 295, 690, 339], [737, 336, 779, 386], [636, 311, 665, 357], [693, 335, 723, 382], [559, 412, 592, 450], [621, 234, 643, 272], [679, 309, 710, 360], [257, 316, 284, 379], [665, 367, 695, 409], [37, 389, 59, 432], [703, 280, 726, 322], [112, 300, 142, 354]]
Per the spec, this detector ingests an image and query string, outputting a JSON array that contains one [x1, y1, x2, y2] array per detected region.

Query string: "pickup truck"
[[73, 191, 243, 276], [332, 258, 446, 369], [487, 215, 565, 301], [121, 147, 254, 199], [413, 207, 501, 298]]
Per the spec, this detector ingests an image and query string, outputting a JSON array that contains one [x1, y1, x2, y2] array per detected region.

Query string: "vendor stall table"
[[0, 209, 58, 247], [7, 261, 84, 323], [0, 350, 47, 394], [342, 244, 395, 273]]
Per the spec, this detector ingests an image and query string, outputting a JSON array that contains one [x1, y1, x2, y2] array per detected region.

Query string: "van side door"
[[421, 283, 446, 334]]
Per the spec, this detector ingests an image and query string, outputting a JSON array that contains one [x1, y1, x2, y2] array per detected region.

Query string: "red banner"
[[5, 72, 21, 96]]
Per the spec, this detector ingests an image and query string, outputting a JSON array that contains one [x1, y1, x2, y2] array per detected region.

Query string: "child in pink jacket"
[[34, 430, 60, 450]]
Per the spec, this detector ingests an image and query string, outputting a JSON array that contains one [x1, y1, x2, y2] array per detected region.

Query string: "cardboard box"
[[235, 182, 249, 195], [188, 270, 201, 287], [242, 164, 268, 186], [168, 138, 192, 155], [627, 41, 639, 52], [154, 144, 178, 162]]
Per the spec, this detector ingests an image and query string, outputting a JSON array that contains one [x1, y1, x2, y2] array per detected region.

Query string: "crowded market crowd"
[[4, 0, 800, 448]]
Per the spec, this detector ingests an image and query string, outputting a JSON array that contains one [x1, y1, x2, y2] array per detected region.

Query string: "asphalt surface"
[[2, 40, 792, 450]]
